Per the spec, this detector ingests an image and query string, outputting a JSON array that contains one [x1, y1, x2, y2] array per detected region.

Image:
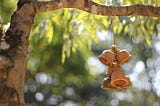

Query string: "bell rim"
[[118, 55, 132, 64], [111, 78, 130, 87], [98, 55, 112, 66]]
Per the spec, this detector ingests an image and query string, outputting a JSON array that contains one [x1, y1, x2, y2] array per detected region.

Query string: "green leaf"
[[45, 20, 53, 43]]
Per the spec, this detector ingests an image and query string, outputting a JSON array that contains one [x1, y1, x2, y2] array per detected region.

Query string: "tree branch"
[[34, 0, 160, 17]]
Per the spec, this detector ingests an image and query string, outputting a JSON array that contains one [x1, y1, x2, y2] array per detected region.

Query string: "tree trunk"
[[0, 1, 36, 105]]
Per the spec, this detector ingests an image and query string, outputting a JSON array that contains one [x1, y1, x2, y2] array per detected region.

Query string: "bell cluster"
[[98, 45, 132, 91]]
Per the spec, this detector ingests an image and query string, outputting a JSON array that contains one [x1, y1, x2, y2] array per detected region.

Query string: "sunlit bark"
[[0, 2, 35, 106], [35, 0, 160, 17]]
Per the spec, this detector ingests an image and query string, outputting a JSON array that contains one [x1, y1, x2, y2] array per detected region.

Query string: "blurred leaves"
[[0, 0, 17, 24], [30, 9, 100, 63]]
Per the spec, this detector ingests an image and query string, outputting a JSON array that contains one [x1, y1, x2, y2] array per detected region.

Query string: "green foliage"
[[118, 16, 159, 46], [28, 9, 97, 86], [0, 0, 17, 24], [30, 9, 101, 63]]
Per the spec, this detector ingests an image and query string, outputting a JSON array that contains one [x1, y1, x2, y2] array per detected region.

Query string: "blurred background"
[[1, 0, 160, 106]]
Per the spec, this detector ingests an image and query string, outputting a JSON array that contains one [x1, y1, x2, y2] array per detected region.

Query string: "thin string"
[[110, 17, 115, 45]]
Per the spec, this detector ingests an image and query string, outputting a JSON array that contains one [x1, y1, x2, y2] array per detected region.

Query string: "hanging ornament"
[[98, 17, 132, 91], [99, 45, 132, 91]]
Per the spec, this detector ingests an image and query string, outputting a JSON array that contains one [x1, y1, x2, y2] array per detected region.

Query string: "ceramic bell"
[[106, 66, 114, 75], [99, 45, 132, 91], [101, 68, 115, 90], [110, 66, 131, 89], [101, 75, 127, 91], [116, 49, 132, 65], [101, 75, 114, 90], [98, 50, 115, 66]]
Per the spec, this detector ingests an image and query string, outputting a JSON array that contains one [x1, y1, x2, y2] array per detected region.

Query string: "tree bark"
[[34, 0, 160, 17], [0, 1, 36, 105], [0, 0, 159, 105]]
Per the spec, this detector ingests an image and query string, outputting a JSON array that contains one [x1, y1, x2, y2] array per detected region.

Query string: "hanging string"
[[105, 17, 116, 46], [110, 17, 115, 45]]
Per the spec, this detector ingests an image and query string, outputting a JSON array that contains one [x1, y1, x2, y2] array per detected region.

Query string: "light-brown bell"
[[98, 50, 115, 66], [101, 76, 127, 91], [101, 75, 115, 90], [116, 50, 132, 65], [111, 66, 131, 89]]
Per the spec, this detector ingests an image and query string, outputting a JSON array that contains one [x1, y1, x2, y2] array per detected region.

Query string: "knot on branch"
[[5, 30, 25, 48], [5, 29, 29, 58], [0, 86, 23, 106], [17, 0, 37, 10], [0, 55, 14, 71], [0, 29, 10, 50]]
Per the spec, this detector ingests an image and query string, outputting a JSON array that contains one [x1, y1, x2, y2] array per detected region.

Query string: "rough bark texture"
[[0, 1, 36, 105], [34, 0, 160, 17], [0, 0, 159, 105]]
